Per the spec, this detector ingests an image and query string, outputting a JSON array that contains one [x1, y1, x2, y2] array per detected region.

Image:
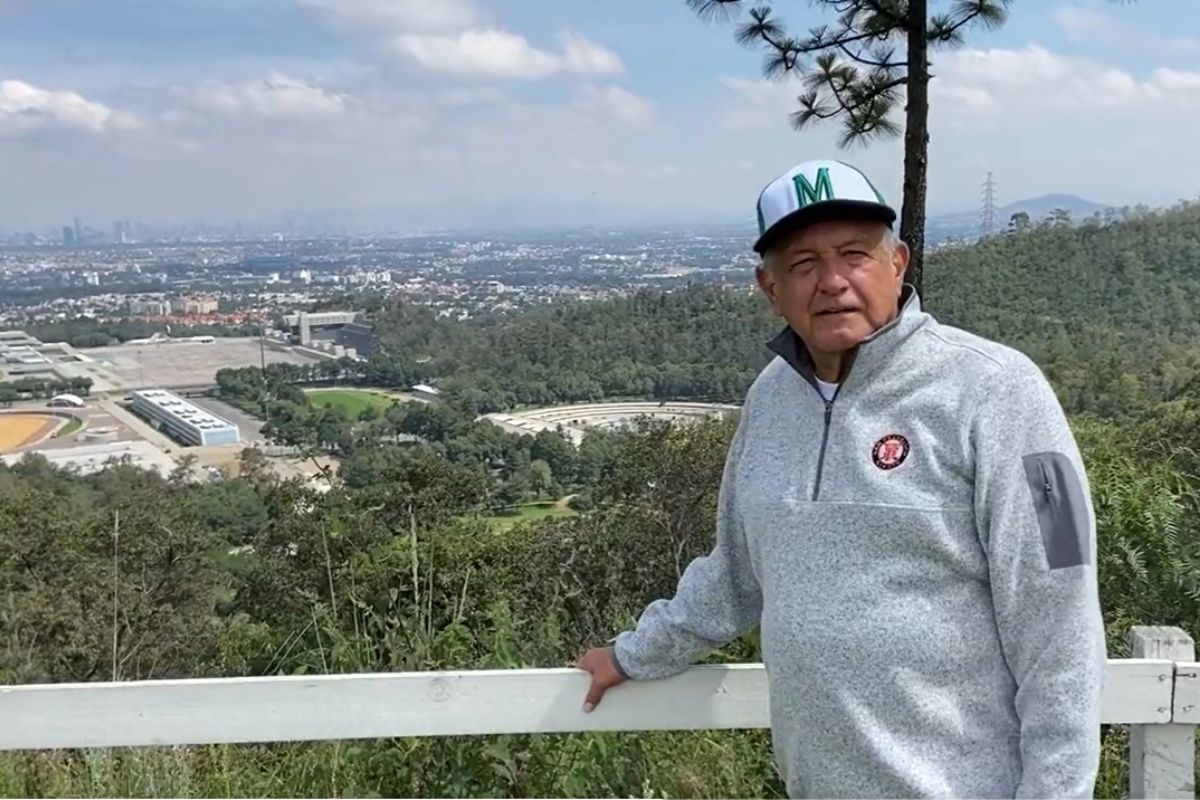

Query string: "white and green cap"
[[753, 159, 896, 254]]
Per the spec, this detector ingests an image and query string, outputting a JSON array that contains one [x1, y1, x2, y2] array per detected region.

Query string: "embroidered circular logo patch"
[[872, 434, 909, 470]]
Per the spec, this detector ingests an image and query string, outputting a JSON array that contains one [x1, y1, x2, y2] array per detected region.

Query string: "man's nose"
[[815, 261, 851, 291]]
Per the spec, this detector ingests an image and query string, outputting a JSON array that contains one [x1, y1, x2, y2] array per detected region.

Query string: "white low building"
[[130, 389, 239, 446], [48, 393, 85, 408]]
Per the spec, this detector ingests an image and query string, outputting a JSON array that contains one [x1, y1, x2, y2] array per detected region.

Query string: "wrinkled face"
[[756, 218, 909, 361]]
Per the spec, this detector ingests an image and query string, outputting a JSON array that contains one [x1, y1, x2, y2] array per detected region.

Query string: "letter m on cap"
[[793, 167, 834, 207]]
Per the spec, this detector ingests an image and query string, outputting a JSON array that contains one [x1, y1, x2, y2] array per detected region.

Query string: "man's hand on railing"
[[574, 646, 627, 712]]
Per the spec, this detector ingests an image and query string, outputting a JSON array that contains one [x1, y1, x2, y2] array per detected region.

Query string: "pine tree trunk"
[[902, 0, 930, 301]]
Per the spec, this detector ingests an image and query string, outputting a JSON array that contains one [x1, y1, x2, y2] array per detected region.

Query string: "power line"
[[981, 171, 998, 238]]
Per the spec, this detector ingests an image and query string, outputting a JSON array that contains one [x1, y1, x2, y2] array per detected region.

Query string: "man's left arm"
[[973, 359, 1108, 799]]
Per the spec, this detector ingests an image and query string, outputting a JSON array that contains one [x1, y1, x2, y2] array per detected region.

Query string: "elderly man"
[[575, 159, 1107, 798]]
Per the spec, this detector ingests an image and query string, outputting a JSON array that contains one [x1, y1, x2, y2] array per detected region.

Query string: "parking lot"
[[189, 396, 268, 442], [59, 338, 323, 392]]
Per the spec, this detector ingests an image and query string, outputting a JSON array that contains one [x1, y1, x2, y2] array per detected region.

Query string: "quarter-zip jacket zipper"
[[766, 289, 918, 503], [812, 397, 834, 501], [808, 377, 845, 501]]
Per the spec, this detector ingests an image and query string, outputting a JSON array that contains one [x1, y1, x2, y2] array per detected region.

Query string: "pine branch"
[[685, 0, 743, 23], [856, 0, 909, 29], [791, 61, 905, 130], [929, 0, 1011, 45], [836, 41, 904, 69]]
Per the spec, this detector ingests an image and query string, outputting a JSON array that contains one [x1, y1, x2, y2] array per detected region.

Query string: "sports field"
[[306, 388, 394, 418], [0, 414, 59, 452], [482, 500, 578, 530]]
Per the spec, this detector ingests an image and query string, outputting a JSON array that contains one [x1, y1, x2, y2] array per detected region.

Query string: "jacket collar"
[[765, 284, 927, 395]]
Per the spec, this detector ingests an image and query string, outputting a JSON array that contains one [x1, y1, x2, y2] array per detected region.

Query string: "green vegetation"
[[482, 499, 578, 530], [3, 402, 1199, 797], [307, 200, 1200, 421], [22, 316, 259, 348], [306, 388, 393, 419], [4, 205, 1200, 796], [53, 417, 83, 438], [0, 376, 93, 406]]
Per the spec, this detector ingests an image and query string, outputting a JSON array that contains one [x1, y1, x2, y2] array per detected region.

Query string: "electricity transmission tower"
[[980, 171, 998, 238]]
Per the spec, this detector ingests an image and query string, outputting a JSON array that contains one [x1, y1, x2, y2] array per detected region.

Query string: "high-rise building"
[[62, 226, 75, 246]]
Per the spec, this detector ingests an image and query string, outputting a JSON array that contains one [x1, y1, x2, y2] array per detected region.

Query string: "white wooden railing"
[[2, 626, 1196, 798]]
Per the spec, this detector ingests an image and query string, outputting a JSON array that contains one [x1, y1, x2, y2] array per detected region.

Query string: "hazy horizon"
[[3, 0, 1199, 234]]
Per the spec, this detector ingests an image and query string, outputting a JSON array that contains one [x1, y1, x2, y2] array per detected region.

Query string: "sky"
[[1, 0, 1199, 234]]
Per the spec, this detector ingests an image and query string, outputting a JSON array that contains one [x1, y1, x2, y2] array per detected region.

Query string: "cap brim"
[[753, 200, 897, 254]]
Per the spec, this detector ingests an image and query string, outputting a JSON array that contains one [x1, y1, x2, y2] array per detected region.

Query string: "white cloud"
[[180, 72, 346, 119], [297, 0, 479, 33], [392, 29, 557, 79], [0, 79, 138, 134], [720, 43, 1200, 131], [558, 32, 624, 75], [1151, 67, 1200, 93], [1052, 5, 1200, 52], [932, 45, 1200, 115], [391, 28, 623, 79], [716, 75, 806, 131], [298, 0, 622, 82], [574, 84, 656, 129]]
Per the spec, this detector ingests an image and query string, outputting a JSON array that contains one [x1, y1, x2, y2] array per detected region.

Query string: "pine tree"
[[688, 0, 1012, 299]]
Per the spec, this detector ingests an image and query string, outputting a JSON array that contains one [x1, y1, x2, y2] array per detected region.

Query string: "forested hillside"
[[361, 200, 1200, 419], [930, 201, 1200, 417]]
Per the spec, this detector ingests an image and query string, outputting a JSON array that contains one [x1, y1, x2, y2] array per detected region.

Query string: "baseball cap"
[[753, 159, 896, 254]]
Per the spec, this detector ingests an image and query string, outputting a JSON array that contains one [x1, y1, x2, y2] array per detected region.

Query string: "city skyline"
[[2, 0, 1199, 232]]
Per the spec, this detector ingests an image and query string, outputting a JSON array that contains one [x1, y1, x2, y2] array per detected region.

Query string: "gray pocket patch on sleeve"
[[1022, 451, 1090, 569]]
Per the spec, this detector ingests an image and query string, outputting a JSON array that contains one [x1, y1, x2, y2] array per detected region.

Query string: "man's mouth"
[[817, 308, 855, 316]]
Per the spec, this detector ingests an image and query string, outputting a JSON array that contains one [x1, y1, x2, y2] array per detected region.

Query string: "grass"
[[306, 388, 394, 419], [483, 501, 577, 530], [54, 417, 83, 438]]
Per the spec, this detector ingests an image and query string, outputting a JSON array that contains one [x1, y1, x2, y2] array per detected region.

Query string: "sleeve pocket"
[[1021, 451, 1090, 569]]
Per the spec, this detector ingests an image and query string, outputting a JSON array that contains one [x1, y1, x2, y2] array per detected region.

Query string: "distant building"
[[412, 384, 441, 402], [48, 393, 85, 408], [170, 296, 218, 315], [130, 298, 171, 316], [0, 331, 38, 346], [283, 310, 375, 356], [337, 322, 377, 358], [130, 389, 239, 446], [0, 343, 53, 376]]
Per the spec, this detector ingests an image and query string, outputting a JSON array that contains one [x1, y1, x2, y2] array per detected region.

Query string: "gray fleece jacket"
[[613, 287, 1107, 799]]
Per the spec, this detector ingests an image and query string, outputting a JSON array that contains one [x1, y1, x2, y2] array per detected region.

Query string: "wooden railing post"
[[1130, 626, 1195, 799]]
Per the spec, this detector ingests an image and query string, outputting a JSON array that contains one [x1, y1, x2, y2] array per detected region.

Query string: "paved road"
[[189, 396, 268, 442], [99, 398, 179, 453]]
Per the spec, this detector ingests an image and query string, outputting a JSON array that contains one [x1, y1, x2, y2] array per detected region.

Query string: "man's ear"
[[892, 238, 910, 286], [755, 264, 782, 315]]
